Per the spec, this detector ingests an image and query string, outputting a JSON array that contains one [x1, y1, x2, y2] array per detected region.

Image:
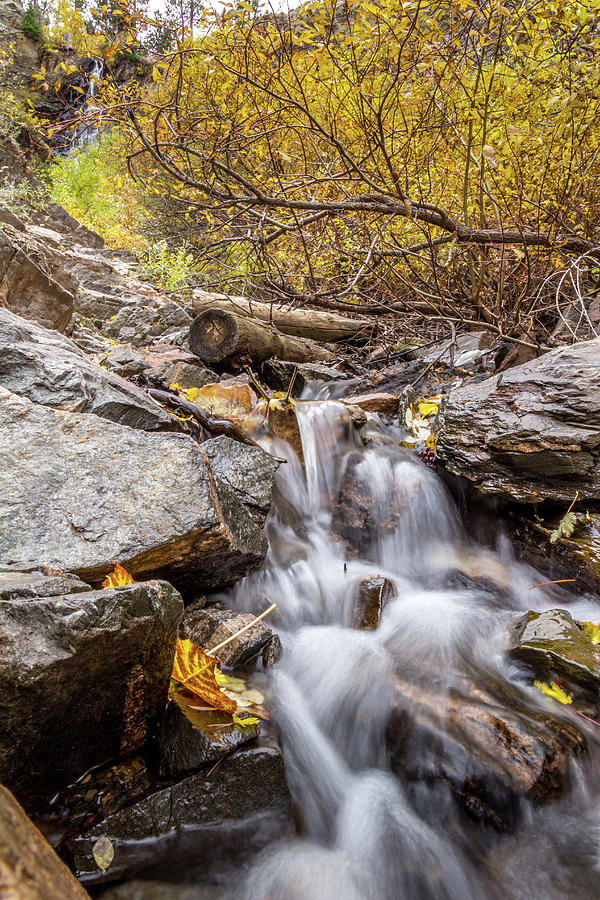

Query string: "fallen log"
[[189, 309, 336, 366], [191, 290, 371, 343]]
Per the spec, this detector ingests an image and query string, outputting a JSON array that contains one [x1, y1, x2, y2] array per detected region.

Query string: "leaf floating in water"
[[172, 638, 236, 713], [534, 680, 572, 706], [102, 563, 135, 589], [581, 622, 600, 645], [92, 835, 114, 873]]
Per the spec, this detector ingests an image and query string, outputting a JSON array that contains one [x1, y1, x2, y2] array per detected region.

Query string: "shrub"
[[142, 240, 195, 291]]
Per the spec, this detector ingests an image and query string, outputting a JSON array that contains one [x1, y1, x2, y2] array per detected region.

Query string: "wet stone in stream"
[[509, 608, 600, 700], [68, 740, 293, 886]]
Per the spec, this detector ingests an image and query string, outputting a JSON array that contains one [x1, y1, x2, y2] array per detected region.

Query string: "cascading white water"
[[69, 59, 103, 152], [221, 390, 600, 899]]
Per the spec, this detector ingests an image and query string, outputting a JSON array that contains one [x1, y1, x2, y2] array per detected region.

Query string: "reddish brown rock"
[[344, 392, 400, 416]]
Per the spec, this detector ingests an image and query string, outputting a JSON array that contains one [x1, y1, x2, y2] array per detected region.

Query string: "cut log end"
[[190, 308, 240, 363], [189, 309, 335, 366]]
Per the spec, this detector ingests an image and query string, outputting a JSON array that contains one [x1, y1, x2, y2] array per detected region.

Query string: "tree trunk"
[[191, 290, 371, 343], [189, 309, 336, 366]]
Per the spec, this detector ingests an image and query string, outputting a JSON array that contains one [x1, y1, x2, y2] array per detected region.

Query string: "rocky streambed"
[[1, 196, 600, 899]]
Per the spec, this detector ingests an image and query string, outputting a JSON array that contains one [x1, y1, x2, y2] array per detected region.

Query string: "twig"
[[206, 602, 277, 656], [528, 579, 577, 591], [285, 365, 298, 401]]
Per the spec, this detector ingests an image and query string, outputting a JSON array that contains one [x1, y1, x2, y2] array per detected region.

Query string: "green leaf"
[[549, 511, 577, 544]]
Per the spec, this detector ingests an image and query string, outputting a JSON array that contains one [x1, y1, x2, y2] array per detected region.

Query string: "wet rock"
[[0, 580, 182, 807], [0, 785, 89, 900], [0, 308, 175, 430], [262, 359, 347, 395], [436, 337, 600, 502], [352, 575, 395, 629], [181, 603, 281, 668], [0, 389, 269, 591], [388, 671, 585, 832], [158, 691, 260, 778], [0, 568, 90, 600], [509, 608, 600, 699], [203, 436, 281, 527], [344, 391, 400, 417], [68, 741, 293, 885], [0, 227, 74, 332]]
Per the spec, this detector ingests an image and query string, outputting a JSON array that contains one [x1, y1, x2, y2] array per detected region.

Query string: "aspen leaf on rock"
[[172, 638, 236, 713], [102, 563, 135, 589]]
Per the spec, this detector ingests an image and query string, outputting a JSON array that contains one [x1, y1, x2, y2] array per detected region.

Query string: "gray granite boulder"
[[0, 388, 269, 591], [0, 580, 183, 807], [0, 308, 174, 430], [203, 435, 281, 527], [436, 338, 600, 502]]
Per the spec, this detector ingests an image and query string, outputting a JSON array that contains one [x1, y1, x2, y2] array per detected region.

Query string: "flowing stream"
[[219, 390, 600, 900]]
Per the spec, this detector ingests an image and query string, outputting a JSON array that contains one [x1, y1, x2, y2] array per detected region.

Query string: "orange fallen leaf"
[[102, 563, 135, 589], [171, 638, 236, 713], [186, 382, 257, 421]]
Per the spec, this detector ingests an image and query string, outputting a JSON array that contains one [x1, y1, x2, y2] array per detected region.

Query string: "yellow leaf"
[[189, 382, 257, 421], [102, 562, 135, 589], [417, 396, 440, 417], [581, 622, 600, 644], [233, 712, 260, 727], [534, 680, 572, 705], [172, 638, 237, 713], [92, 836, 114, 873]]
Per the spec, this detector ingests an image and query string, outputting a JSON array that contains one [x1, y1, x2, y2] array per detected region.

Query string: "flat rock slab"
[[436, 337, 600, 502], [344, 391, 400, 416], [0, 580, 182, 807], [69, 742, 293, 885], [0, 307, 174, 431], [509, 608, 600, 698], [0, 785, 89, 900], [0, 389, 268, 590], [0, 568, 91, 600]]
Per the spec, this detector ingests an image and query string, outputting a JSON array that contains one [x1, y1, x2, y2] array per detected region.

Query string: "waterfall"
[[65, 58, 103, 154], [218, 390, 600, 900]]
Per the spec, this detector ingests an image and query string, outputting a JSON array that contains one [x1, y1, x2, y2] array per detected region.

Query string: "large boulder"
[[67, 740, 293, 886], [0, 308, 174, 430], [0, 227, 74, 332], [436, 338, 600, 502], [0, 785, 90, 900], [0, 580, 183, 807], [0, 389, 269, 590], [203, 436, 281, 527]]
